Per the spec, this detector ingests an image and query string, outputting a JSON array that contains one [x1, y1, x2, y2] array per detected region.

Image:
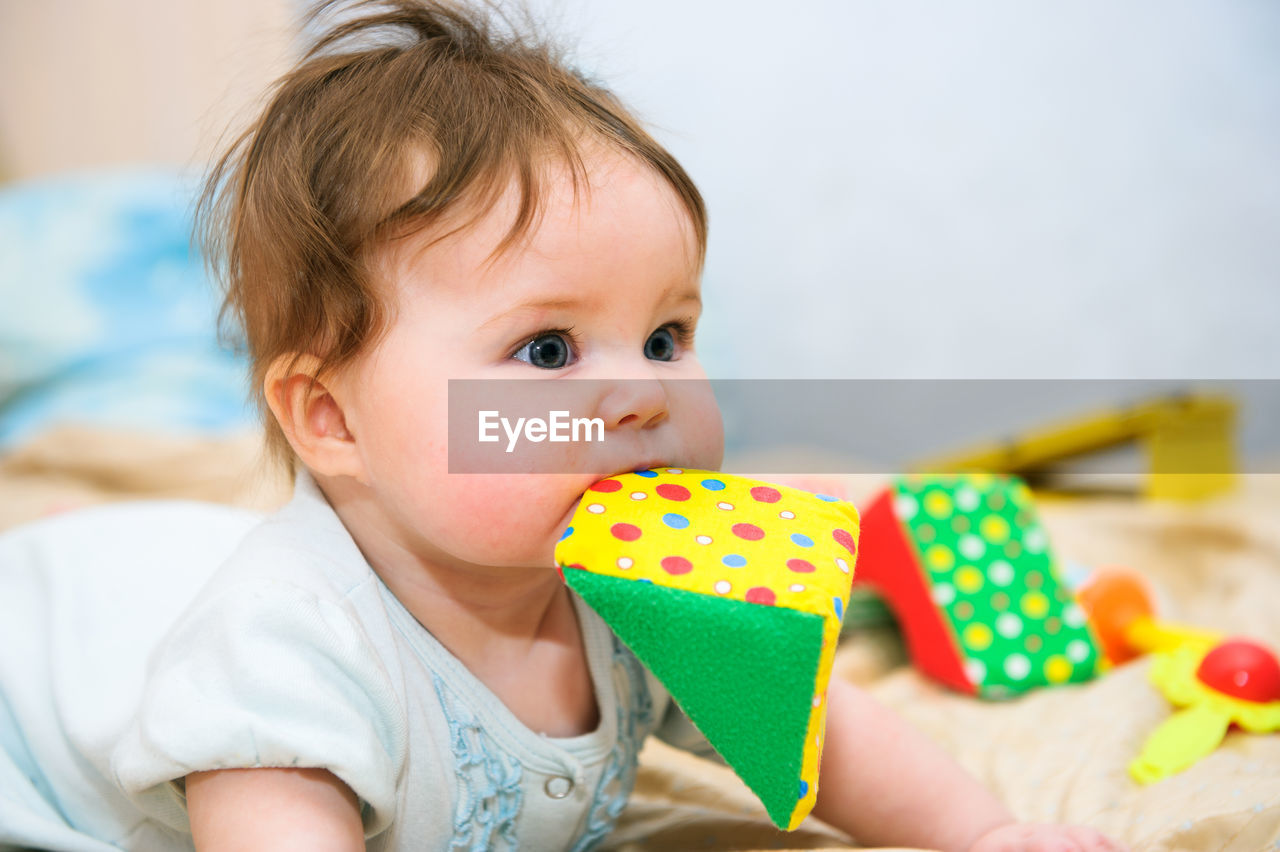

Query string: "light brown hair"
[[199, 0, 707, 465]]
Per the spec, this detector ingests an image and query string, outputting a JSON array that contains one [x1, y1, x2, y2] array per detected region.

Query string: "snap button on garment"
[[544, 775, 574, 799]]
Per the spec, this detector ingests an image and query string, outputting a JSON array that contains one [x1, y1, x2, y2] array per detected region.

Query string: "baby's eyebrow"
[[480, 284, 702, 331], [667, 283, 702, 306], [479, 297, 583, 331]]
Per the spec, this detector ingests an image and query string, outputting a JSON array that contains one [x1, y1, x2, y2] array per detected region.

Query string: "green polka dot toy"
[[856, 474, 1102, 698]]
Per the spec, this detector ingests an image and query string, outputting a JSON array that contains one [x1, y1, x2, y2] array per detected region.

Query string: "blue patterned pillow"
[[0, 169, 254, 447]]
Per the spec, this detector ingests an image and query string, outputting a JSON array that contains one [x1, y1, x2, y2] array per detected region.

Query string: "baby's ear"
[[264, 355, 368, 484]]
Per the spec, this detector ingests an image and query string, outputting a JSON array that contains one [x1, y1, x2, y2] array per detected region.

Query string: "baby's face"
[[332, 150, 724, 572]]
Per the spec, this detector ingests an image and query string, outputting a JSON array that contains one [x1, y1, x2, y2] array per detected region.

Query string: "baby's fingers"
[[1063, 825, 1129, 852], [970, 823, 1130, 852]]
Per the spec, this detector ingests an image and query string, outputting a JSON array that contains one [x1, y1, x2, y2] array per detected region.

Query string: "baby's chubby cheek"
[[427, 472, 590, 567]]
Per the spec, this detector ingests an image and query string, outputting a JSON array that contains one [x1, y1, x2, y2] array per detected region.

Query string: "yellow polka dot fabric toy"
[[555, 468, 860, 831]]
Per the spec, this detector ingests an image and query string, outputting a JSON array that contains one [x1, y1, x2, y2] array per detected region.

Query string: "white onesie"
[[0, 473, 712, 851]]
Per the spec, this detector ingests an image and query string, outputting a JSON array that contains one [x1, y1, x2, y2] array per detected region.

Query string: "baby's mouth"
[[557, 495, 584, 539], [612, 458, 675, 478]]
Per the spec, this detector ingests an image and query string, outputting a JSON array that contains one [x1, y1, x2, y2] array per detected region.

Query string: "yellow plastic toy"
[[1076, 567, 1280, 783], [1130, 639, 1280, 783], [912, 392, 1237, 501]]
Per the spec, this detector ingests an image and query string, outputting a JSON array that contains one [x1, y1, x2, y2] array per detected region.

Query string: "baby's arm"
[[187, 768, 365, 851], [812, 679, 1123, 852], [812, 678, 1011, 850]]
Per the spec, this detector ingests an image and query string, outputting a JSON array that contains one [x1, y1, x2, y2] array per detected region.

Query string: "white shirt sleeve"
[[110, 577, 408, 837], [650, 698, 726, 765]]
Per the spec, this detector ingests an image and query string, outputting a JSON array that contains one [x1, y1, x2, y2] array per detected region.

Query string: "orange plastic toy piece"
[[1075, 567, 1220, 663]]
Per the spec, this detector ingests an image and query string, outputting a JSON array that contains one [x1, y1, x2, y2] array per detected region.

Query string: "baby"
[[0, 2, 1127, 850]]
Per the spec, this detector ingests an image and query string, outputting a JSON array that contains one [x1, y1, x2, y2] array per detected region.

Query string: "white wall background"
[[0, 0, 293, 180], [527, 0, 1280, 385], [4, 0, 1275, 458]]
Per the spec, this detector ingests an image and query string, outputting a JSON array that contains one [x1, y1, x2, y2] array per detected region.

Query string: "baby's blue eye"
[[514, 332, 573, 369], [645, 327, 676, 361]]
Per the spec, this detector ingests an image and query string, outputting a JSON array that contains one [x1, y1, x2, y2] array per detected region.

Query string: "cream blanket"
[[3, 428, 1277, 851]]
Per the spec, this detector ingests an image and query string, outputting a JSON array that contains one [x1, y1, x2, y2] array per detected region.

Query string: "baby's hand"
[[968, 823, 1128, 852]]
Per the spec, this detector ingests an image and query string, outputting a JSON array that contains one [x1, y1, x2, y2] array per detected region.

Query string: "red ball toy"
[[1195, 638, 1280, 704]]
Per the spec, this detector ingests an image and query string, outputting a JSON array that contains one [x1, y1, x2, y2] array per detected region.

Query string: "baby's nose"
[[600, 378, 669, 431]]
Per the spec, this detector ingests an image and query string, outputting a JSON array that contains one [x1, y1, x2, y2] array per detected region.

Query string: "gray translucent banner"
[[448, 379, 1279, 475]]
